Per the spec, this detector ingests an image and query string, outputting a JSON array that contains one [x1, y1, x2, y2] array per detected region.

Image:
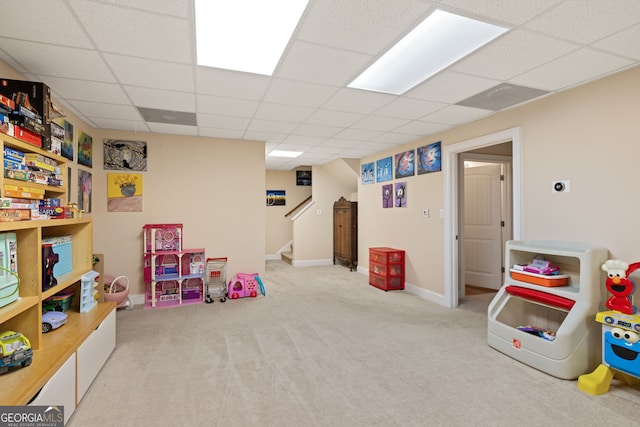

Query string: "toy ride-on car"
[[42, 311, 67, 333]]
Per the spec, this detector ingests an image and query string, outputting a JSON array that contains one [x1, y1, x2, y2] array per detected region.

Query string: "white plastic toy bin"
[[487, 240, 607, 380]]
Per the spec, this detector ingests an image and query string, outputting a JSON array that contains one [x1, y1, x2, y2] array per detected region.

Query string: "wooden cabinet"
[[333, 197, 357, 271], [0, 133, 115, 405]]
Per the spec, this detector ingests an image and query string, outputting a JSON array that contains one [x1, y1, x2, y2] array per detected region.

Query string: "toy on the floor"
[[205, 257, 227, 303], [103, 275, 133, 310], [577, 259, 640, 395], [228, 272, 265, 299]]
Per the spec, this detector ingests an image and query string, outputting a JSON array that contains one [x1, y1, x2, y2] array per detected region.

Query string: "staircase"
[[281, 250, 293, 265]]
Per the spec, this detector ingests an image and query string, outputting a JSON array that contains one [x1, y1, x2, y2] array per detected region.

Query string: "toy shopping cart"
[[205, 257, 227, 303]]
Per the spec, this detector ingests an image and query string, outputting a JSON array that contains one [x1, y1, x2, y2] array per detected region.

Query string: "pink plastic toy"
[[228, 273, 265, 299]]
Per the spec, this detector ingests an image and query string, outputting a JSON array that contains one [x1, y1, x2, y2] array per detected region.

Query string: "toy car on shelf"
[[42, 311, 67, 333], [0, 331, 33, 374]]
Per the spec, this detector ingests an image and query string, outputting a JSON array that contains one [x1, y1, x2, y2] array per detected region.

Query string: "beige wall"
[[359, 66, 640, 296], [265, 169, 312, 256], [92, 130, 265, 296]]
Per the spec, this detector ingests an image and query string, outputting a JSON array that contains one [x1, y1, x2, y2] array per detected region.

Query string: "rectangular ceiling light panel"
[[349, 10, 509, 95], [195, 0, 309, 76]]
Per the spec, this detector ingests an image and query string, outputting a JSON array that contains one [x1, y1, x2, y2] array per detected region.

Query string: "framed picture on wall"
[[77, 131, 93, 168], [417, 141, 442, 174], [395, 150, 415, 178], [266, 190, 286, 206], [376, 156, 392, 182], [361, 162, 374, 184], [382, 184, 393, 208], [62, 120, 74, 161], [395, 182, 407, 207], [296, 170, 311, 186], [104, 139, 148, 171]]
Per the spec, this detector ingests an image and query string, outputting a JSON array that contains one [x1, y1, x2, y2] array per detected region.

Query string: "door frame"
[[458, 155, 512, 296], [443, 127, 523, 308]]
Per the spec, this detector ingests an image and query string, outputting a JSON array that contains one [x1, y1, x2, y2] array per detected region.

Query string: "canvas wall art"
[[266, 190, 286, 206], [77, 131, 93, 167], [78, 169, 92, 212], [107, 173, 143, 212], [104, 139, 147, 171], [361, 162, 374, 184], [417, 141, 442, 174], [376, 156, 392, 182], [382, 184, 393, 208], [395, 182, 407, 207], [62, 120, 74, 161], [395, 150, 415, 178]]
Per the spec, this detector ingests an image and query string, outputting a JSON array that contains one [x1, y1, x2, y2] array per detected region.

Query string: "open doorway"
[[459, 153, 513, 298], [443, 127, 522, 308]]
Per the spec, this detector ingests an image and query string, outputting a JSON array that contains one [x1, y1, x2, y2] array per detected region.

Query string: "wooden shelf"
[[0, 133, 114, 406]]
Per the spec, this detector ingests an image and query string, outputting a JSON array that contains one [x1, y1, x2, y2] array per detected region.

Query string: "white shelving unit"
[[487, 240, 608, 379]]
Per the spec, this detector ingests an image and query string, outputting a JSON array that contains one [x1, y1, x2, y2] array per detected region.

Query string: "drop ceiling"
[[1, 0, 639, 170]]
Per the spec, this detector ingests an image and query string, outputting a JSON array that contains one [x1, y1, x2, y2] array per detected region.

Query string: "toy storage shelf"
[[487, 240, 607, 379], [0, 133, 115, 405], [369, 247, 405, 291]]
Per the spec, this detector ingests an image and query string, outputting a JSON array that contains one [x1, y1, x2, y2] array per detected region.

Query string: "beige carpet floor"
[[68, 261, 640, 426]]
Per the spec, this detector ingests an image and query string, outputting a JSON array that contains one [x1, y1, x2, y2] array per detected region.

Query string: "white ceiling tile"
[[305, 109, 365, 128], [436, 0, 564, 25], [393, 120, 451, 135], [293, 124, 343, 138], [511, 48, 635, 91], [524, 0, 640, 44], [89, 118, 150, 132], [39, 77, 130, 104], [198, 127, 245, 139], [277, 41, 372, 86], [104, 54, 194, 91], [247, 119, 300, 134], [376, 98, 445, 120], [356, 141, 398, 151], [307, 145, 345, 154], [281, 135, 328, 146], [263, 79, 338, 108], [371, 132, 421, 145], [244, 131, 288, 144], [147, 122, 198, 136], [197, 94, 259, 118], [197, 113, 251, 131], [0, 39, 115, 82], [352, 115, 410, 132], [451, 29, 579, 81], [407, 71, 499, 103], [68, 0, 192, 63], [125, 86, 196, 112], [321, 139, 362, 149], [422, 105, 491, 125], [0, 1, 94, 48], [297, 0, 433, 54], [195, 67, 270, 100], [594, 24, 640, 61], [333, 128, 383, 141], [97, 0, 190, 17], [254, 103, 315, 123], [69, 101, 142, 120], [322, 88, 397, 114]]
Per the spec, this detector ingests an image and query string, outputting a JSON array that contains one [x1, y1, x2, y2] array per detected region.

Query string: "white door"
[[463, 164, 503, 290]]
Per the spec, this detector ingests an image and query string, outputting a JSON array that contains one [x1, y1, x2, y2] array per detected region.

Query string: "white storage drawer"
[[77, 309, 116, 402], [28, 353, 76, 425]]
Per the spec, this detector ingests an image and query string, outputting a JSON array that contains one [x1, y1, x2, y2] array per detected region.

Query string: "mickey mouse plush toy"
[[601, 259, 640, 314]]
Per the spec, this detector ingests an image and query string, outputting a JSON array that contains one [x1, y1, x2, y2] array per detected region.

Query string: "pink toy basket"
[[104, 275, 133, 310]]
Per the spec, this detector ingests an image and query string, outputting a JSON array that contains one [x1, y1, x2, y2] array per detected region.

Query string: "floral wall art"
[[107, 173, 143, 212]]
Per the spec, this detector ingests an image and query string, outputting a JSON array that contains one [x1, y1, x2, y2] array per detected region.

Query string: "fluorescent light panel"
[[195, 0, 309, 76], [349, 9, 509, 95], [269, 150, 302, 158]]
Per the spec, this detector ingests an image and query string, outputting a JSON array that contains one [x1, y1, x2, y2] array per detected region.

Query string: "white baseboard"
[[356, 267, 446, 306], [292, 258, 333, 267]]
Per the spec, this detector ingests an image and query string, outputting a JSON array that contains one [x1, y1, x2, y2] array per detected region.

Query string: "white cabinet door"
[[28, 353, 76, 425], [77, 309, 116, 402]]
